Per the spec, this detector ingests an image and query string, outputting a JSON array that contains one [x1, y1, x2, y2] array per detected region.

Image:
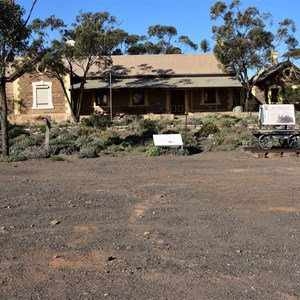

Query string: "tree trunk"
[[44, 116, 51, 151], [0, 75, 9, 157], [75, 80, 85, 123], [57, 76, 77, 123]]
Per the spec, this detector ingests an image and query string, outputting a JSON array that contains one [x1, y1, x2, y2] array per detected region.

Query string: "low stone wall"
[[8, 113, 72, 125]]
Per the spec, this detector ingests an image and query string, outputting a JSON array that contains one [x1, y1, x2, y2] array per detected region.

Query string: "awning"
[[72, 76, 242, 90]]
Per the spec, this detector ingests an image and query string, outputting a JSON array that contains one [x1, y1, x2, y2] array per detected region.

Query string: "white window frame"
[[32, 81, 54, 109]]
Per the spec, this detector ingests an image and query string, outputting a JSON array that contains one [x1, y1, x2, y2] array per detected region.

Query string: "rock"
[[107, 256, 116, 262], [50, 220, 60, 226]]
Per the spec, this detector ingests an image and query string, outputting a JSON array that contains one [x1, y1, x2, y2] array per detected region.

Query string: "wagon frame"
[[253, 104, 300, 150]]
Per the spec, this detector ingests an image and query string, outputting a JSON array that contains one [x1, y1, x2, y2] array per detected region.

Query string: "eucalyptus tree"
[[0, 0, 37, 157], [284, 49, 300, 60], [125, 25, 198, 55], [201, 0, 298, 111], [38, 11, 123, 122]]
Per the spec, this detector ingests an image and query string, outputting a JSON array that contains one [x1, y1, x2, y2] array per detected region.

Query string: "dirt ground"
[[1, 149, 300, 300]]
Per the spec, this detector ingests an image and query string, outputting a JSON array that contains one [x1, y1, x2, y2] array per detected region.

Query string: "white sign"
[[259, 104, 296, 125], [153, 134, 183, 148]]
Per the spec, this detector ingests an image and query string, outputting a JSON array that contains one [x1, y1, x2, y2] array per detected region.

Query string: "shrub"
[[99, 131, 122, 146], [135, 119, 161, 137], [49, 155, 65, 161], [11, 135, 37, 150], [50, 131, 77, 146], [112, 115, 140, 126], [216, 117, 240, 128], [1, 153, 27, 162], [195, 122, 219, 138], [81, 113, 110, 129], [76, 125, 95, 137], [187, 117, 203, 126], [78, 145, 98, 158], [8, 124, 28, 139], [22, 146, 51, 159], [145, 146, 165, 157]]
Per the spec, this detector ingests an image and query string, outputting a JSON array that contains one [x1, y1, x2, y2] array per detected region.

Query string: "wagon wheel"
[[278, 137, 287, 147], [258, 135, 274, 149], [288, 135, 300, 149]]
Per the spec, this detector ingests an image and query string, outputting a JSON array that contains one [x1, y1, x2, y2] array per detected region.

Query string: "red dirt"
[[1, 149, 300, 299]]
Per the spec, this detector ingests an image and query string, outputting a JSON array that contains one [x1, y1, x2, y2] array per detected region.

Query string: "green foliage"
[[205, 126, 256, 151], [99, 131, 122, 145], [216, 115, 240, 127], [51, 131, 77, 145], [112, 115, 140, 126], [49, 155, 65, 161], [80, 113, 110, 129], [145, 147, 165, 157], [195, 122, 219, 138], [2, 112, 263, 159], [1, 154, 27, 162], [76, 125, 95, 137], [135, 118, 161, 137], [202, 0, 297, 110], [126, 25, 198, 55], [36, 124, 46, 134], [11, 135, 37, 150], [280, 87, 300, 104], [187, 118, 203, 126], [78, 145, 99, 159], [8, 124, 28, 139]]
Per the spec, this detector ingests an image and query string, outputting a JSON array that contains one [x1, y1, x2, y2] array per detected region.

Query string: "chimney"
[[270, 51, 279, 65]]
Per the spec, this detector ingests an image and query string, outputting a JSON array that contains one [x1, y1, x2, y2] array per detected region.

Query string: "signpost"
[[153, 134, 183, 150], [259, 104, 296, 126], [254, 104, 300, 150]]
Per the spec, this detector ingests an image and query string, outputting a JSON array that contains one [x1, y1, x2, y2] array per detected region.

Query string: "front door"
[[171, 90, 185, 114]]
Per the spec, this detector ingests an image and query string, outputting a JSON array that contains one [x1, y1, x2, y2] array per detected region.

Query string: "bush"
[[135, 119, 161, 137], [145, 146, 165, 157], [11, 135, 37, 150], [81, 113, 110, 129], [195, 122, 219, 138], [216, 117, 240, 128], [1, 153, 27, 162], [99, 131, 122, 146], [78, 145, 98, 158], [8, 124, 28, 139]]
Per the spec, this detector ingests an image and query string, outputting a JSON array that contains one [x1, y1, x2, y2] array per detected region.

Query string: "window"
[[204, 88, 217, 104], [95, 92, 109, 106], [271, 88, 279, 103], [32, 82, 54, 109], [132, 91, 145, 105]]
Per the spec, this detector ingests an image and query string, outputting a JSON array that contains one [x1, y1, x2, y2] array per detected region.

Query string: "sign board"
[[259, 104, 296, 126], [153, 134, 183, 149]]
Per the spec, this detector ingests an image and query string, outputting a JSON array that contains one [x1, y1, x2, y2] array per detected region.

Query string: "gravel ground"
[[1, 149, 300, 300]]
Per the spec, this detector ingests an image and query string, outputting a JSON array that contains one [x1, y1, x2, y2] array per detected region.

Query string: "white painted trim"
[[32, 81, 54, 109]]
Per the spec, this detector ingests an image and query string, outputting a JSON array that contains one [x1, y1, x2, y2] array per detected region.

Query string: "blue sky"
[[19, 0, 300, 59]]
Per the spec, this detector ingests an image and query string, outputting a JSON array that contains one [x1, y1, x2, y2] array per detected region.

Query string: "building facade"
[[6, 54, 244, 124]]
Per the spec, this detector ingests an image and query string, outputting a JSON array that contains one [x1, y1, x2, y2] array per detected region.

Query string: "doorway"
[[171, 90, 185, 114]]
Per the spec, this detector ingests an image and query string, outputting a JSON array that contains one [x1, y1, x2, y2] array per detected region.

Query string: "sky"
[[18, 0, 300, 59]]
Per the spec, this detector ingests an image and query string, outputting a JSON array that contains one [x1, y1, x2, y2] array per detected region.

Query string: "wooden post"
[[36, 116, 51, 151], [44, 116, 51, 151]]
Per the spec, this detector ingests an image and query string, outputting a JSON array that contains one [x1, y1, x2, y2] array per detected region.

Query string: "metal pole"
[[109, 71, 112, 122], [185, 113, 188, 144]]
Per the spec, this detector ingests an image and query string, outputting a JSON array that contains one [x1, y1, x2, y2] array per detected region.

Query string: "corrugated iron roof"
[[75, 54, 230, 77], [72, 76, 242, 90]]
